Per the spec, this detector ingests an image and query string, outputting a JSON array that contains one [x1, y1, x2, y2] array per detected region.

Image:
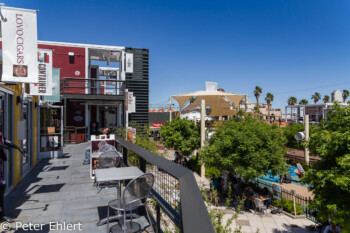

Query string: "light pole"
[[304, 115, 310, 165], [200, 99, 206, 178], [169, 97, 172, 122], [200, 99, 212, 178]]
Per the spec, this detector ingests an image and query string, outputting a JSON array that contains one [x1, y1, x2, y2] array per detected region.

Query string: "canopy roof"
[[172, 90, 246, 116]]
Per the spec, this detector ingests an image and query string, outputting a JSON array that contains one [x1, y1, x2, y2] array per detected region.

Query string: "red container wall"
[[38, 44, 86, 94]]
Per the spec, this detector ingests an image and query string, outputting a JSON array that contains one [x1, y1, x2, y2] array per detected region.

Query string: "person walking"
[[0, 132, 26, 222]]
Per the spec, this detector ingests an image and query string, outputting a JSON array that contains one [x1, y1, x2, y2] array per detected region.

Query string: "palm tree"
[[311, 92, 321, 104], [323, 95, 330, 103], [265, 92, 274, 118], [253, 86, 262, 109], [343, 89, 349, 103], [299, 99, 308, 105], [288, 96, 297, 106]]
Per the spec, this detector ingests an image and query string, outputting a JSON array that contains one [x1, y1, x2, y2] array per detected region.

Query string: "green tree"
[[283, 123, 318, 149], [299, 99, 309, 105], [265, 92, 274, 118], [253, 86, 262, 109], [323, 95, 330, 103], [288, 96, 297, 106], [343, 89, 349, 103], [311, 92, 321, 104], [201, 117, 287, 181], [302, 105, 350, 227], [159, 117, 200, 156]]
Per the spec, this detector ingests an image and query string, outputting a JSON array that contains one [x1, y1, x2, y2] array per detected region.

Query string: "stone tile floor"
[[4, 143, 152, 233]]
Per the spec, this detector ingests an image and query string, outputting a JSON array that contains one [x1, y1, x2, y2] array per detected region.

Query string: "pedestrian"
[[279, 117, 282, 127], [174, 151, 179, 162], [323, 222, 341, 233], [0, 132, 26, 222]]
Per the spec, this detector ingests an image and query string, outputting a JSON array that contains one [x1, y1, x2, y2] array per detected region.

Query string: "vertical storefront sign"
[[1, 7, 38, 83], [126, 91, 136, 113], [43, 68, 60, 102], [30, 49, 53, 95], [125, 53, 133, 73]]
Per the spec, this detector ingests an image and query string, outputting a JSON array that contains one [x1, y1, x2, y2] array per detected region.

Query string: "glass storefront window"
[[40, 107, 62, 152]]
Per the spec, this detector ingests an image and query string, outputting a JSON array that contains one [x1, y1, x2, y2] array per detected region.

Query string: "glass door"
[[22, 101, 33, 175], [0, 91, 14, 191]]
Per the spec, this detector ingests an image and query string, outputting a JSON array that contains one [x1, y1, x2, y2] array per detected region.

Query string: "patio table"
[[95, 166, 145, 226], [95, 167, 144, 184]]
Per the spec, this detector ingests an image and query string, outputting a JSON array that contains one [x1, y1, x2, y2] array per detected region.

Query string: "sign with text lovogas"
[[1, 6, 38, 83]]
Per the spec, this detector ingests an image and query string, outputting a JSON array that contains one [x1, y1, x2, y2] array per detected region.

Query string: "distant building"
[[331, 90, 342, 102], [239, 96, 282, 118]]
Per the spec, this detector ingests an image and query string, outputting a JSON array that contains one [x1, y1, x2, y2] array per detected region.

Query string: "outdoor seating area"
[[4, 142, 155, 233], [4, 136, 213, 233]]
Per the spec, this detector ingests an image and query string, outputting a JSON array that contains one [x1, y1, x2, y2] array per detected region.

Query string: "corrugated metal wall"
[[125, 48, 149, 125], [149, 112, 176, 125]]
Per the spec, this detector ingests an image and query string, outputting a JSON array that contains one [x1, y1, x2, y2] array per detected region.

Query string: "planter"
[[282, 210, 306, 219]]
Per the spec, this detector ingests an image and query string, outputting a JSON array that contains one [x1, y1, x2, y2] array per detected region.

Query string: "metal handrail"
[[60, 77, 125, 95], [63, 126, 88, 144], [115, 135, 214, 233]]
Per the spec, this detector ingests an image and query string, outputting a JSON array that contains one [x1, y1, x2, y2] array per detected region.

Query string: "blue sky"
[[4, 0, 350, 110]]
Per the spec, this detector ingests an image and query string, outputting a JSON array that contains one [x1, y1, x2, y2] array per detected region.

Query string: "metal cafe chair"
[[98, 144, 118, 153], [107, 173, 155, 233], [98, 151, 123, 169], [96, 151, 124, 191]]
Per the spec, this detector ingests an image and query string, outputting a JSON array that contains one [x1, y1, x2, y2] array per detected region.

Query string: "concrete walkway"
[[4, 143, 151, 233]]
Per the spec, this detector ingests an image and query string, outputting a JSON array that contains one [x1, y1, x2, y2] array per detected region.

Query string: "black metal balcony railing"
[[115, 136, 215, 233], [60, 77, 125, 95]]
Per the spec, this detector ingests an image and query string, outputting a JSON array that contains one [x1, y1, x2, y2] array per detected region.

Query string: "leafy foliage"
[[159, 117, 200, 156], [201, 117, 287, 181], [288, 96, 298, 105], [114, 123, 162, 166], [343, 89, 349, 103], [254, 86, 262, 108], [273, 197, 304, 215], [299, 99, 309, 105], [311, 92, 321, 104], [302, 105, 350, 226], [323, 95, 330, 103]]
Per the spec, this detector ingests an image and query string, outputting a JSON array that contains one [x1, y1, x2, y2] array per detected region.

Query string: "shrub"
[[273, 197, 304, 215], [188, 156, 200, 173]]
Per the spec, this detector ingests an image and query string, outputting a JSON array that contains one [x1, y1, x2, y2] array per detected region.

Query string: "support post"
[[156, 203, 161, 233], [139, 157, 146, 173], [304, 115, 310, 165], [200, 99, 205, 178], [123, 146, 128, 166], [292, 189, 296, 216]]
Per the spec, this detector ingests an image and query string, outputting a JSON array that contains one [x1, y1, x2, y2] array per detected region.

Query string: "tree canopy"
[[311, 92, 321, 104], [343, 89, 349, 103], [299, 99, 309, 105], [201, 117, 287, 181], [254, 86, 262, 108], [288, 96, 297, 105], [159, 117, 200, 156], [302, 105, 350, 226]]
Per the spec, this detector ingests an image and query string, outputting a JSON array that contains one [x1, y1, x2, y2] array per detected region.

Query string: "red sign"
[[91, 139, 115, 153], [153, 123, 163, 128]]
